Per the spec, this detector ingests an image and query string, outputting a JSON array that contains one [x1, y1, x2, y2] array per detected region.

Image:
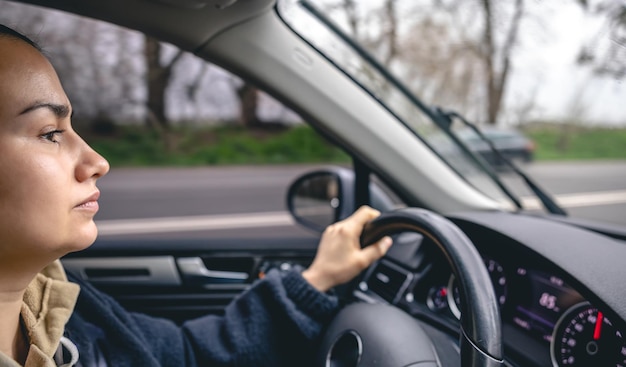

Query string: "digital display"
[[511, 267, 583, 343]]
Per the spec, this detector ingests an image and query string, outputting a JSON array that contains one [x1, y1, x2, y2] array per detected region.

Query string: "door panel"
[[62, 236, 320, 323]]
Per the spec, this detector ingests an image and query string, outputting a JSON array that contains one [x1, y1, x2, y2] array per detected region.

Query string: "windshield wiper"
[[298, 0, 556, 215], [426, 107, 523, 211], [435, 108, 567, 216]]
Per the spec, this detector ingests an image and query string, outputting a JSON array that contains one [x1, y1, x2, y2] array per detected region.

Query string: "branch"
[[497, 0, 524, 92], [164, 49, 185, 72], [186, 63, 210, 102], [382, 0, 398, 66]]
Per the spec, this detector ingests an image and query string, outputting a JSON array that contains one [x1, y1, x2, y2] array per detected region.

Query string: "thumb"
[[359, 236, 393, 267]]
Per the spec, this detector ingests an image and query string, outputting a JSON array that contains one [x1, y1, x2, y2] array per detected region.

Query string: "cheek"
[[0, 151, 72, 246], [0, 152, 68, 203]]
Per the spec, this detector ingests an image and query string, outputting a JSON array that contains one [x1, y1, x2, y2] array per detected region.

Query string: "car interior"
[[4, 0, 626, 366]]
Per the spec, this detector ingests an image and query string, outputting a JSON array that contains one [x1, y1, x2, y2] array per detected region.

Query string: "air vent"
[[365, 261, 412, 304]]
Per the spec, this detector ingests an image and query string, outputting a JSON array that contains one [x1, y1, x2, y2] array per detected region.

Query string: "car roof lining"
[[15, 0, 275, 52]]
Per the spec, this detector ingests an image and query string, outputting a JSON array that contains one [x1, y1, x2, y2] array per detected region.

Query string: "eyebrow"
[[19, 102, 71, 119]]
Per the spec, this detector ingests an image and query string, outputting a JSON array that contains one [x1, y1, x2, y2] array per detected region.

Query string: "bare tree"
[[480, 0, 525, 124], [577, 1, 626, 82], [236, 83, 261, 127], [342, 0, 361, 37], [0, 1, 147, 129], [323, 0, 535, 125], [381, 0, 399, 66], [144, 36, 184, 130], [398, 13, 484, 118]]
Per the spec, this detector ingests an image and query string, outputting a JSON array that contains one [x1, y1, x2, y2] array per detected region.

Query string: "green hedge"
[[84, 124, 626, 167], [525, 126, 626, 161], [85, 125, 350, 167]]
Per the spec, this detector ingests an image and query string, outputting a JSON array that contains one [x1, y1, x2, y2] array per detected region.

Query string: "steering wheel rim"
[[318, 208, 504, 367]]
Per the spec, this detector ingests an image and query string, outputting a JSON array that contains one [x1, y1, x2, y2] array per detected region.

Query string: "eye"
[[40, 129, 65, 143]]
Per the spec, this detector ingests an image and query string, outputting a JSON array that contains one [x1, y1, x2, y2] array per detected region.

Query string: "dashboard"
[[353, 212, 626, 367]]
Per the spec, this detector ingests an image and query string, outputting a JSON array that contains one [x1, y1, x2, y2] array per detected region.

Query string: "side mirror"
[[286, 167, 396, 232], [287, 172, 342, 231]]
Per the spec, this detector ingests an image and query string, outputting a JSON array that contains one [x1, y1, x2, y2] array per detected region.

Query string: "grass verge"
[[85, 125, 350, 167], [524, 125, 626, 161], [82, 124, 626, 167]]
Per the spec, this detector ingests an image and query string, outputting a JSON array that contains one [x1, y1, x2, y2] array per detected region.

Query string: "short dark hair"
[[0, 24, 42, 51]]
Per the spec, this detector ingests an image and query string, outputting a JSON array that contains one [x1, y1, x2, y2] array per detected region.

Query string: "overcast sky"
[[506, 1, 625, 126]]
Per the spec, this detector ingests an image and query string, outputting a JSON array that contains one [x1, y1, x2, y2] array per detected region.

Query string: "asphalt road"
[[95, 161, 626, 238], [502, 161, 626, 226]]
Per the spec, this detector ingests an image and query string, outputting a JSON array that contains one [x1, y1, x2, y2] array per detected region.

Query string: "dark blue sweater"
[[64, 268, 339, 366]]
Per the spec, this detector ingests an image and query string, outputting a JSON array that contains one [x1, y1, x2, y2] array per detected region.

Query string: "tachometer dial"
[[426, 285, 449, 312], [447, 257, 507, 319], [551, 302, 626, 367]]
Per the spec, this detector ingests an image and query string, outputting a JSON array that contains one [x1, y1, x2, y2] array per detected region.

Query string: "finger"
[[359, 236, 392, 267], [348, 205, 381, 226]]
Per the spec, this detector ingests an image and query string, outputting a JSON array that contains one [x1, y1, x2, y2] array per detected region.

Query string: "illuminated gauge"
[[551, 302, 626, 367], [447, 257, 507, 319], [426, 286, 449, 312]]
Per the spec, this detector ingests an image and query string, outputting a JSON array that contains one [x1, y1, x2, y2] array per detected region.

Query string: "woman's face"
[[0, 37, 110, 271]]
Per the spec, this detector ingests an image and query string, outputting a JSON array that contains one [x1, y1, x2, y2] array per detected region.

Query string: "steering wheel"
[[315, 208, 504, 367]]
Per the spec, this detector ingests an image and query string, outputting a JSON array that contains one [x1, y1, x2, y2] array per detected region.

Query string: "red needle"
[[593, 311, 604, 340]]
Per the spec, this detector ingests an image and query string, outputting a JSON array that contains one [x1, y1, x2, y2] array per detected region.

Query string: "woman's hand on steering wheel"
[[302, 206, 393, 292]]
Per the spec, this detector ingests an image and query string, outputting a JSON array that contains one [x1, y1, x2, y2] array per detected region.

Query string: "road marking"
[[96, 189, 626, 236], [520, 189, 626, 210]]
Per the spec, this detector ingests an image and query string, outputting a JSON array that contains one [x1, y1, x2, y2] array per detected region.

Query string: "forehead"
[[0, 37, 68, 117]]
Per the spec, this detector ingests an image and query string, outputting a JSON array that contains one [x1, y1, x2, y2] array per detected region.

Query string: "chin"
[[66, 225, 99, 253]]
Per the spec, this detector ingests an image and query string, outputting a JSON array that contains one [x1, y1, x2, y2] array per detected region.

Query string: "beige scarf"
[[0, 261, 80, 367]]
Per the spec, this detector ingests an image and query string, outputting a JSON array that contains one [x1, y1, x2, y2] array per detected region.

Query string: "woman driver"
[[0, 25, 392, 367]]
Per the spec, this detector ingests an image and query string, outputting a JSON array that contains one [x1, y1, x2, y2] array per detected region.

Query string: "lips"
[[76, 191, 100, 210]]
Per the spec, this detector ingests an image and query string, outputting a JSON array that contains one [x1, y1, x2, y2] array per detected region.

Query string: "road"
[[95, 161, 626, 238], [503, 161, 626, 226]]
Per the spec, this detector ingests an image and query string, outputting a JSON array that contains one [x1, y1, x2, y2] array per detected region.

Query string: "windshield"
[[278, 0, 513, 205], [277, 0, 626, 213]]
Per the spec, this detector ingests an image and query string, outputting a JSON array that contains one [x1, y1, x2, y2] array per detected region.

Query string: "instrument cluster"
[[417, 256, 626, 367], [357, 229, 626, 367]]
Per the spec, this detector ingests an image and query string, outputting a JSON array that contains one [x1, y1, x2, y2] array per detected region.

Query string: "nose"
[[75, 137, 110, 182]]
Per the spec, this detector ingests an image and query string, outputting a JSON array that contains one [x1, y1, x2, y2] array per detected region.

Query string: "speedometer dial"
[[551, 302, 626, 367]]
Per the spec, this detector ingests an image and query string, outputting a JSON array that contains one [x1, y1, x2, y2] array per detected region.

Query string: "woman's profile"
[[0, 24, 392, 367]]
